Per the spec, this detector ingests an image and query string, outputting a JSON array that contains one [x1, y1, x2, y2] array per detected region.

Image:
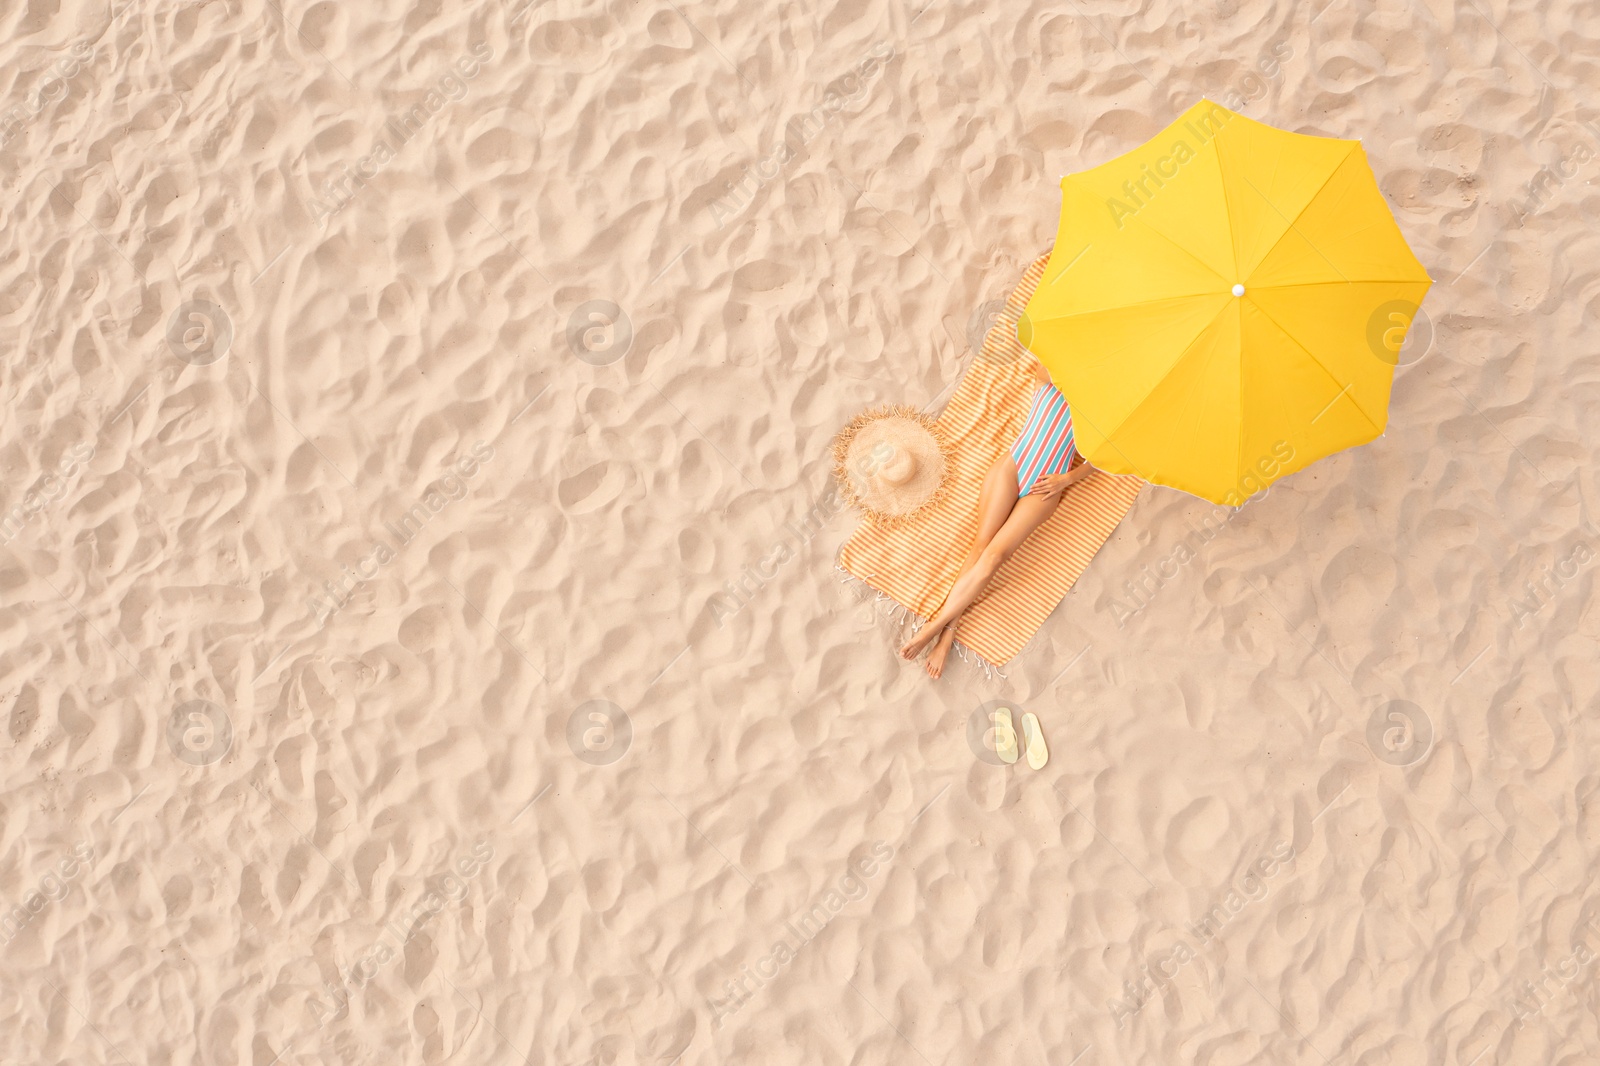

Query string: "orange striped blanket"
[[837, 253, 1144, 667]]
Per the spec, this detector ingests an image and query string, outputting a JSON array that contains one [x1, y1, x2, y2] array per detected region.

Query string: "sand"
[[0, 0, 1596, 1063]]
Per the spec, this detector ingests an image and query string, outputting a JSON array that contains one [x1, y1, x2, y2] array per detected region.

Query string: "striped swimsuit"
[[1011, 383, 1079, 497]]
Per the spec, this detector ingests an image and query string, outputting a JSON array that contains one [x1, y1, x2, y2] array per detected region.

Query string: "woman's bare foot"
[[925, 626, 958, 679], [899, 622, 944, 660]]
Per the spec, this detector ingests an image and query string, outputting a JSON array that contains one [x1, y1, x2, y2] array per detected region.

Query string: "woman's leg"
[[903, 488, 1063, 655], [924, 463, 1094, 676], [915, 361, 1050, 674], [899, 453, 1020, 660], [923, 463, 1021, 676]]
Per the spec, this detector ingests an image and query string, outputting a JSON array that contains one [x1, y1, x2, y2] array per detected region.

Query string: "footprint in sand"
[[557, 460, 625, 514]]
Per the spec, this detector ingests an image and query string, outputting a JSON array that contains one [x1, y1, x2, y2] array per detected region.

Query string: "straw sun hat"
[[832, 405, 951, 527]]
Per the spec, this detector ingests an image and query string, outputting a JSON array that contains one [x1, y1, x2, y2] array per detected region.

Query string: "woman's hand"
[[1031, 471, 1081, 499], [1030, 460, 1094, 499], [1032, 474, 1069, 499]]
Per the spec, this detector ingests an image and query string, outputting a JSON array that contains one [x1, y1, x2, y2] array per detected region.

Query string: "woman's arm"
[[1028, 353, 1052, 386]]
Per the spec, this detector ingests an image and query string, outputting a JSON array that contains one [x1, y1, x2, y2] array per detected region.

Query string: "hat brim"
[[832, 405, 952, 529]]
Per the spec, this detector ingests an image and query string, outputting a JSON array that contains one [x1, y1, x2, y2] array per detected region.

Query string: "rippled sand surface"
[[0, 0, 1595, 1062]]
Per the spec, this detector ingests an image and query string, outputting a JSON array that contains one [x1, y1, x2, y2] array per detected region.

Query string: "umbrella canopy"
[[1018, 100, 1431, 505]]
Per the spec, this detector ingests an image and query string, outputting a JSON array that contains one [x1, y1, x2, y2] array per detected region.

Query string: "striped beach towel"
[[837, 252, 1144, 667]]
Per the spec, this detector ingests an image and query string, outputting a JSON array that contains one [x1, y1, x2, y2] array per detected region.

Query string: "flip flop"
[[991, 707, 1019, 764], [1021, 712, 1048, 769]]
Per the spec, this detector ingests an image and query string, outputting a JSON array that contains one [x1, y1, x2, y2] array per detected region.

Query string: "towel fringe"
[[835, 564, 920, 627], [835, 563, 1008, 677], [950, 638, 1007, 682]]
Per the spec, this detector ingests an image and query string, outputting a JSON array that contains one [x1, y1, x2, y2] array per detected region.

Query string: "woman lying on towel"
[[899, 353, 1092, 678]]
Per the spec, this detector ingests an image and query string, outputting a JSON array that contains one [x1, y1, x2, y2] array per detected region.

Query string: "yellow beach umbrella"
[[1018, 100, 1431, 505]]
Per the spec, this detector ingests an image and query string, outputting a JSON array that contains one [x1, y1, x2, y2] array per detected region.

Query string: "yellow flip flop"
[[1021, 712, 1048, 770], [991, 707, 1019, 764]]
